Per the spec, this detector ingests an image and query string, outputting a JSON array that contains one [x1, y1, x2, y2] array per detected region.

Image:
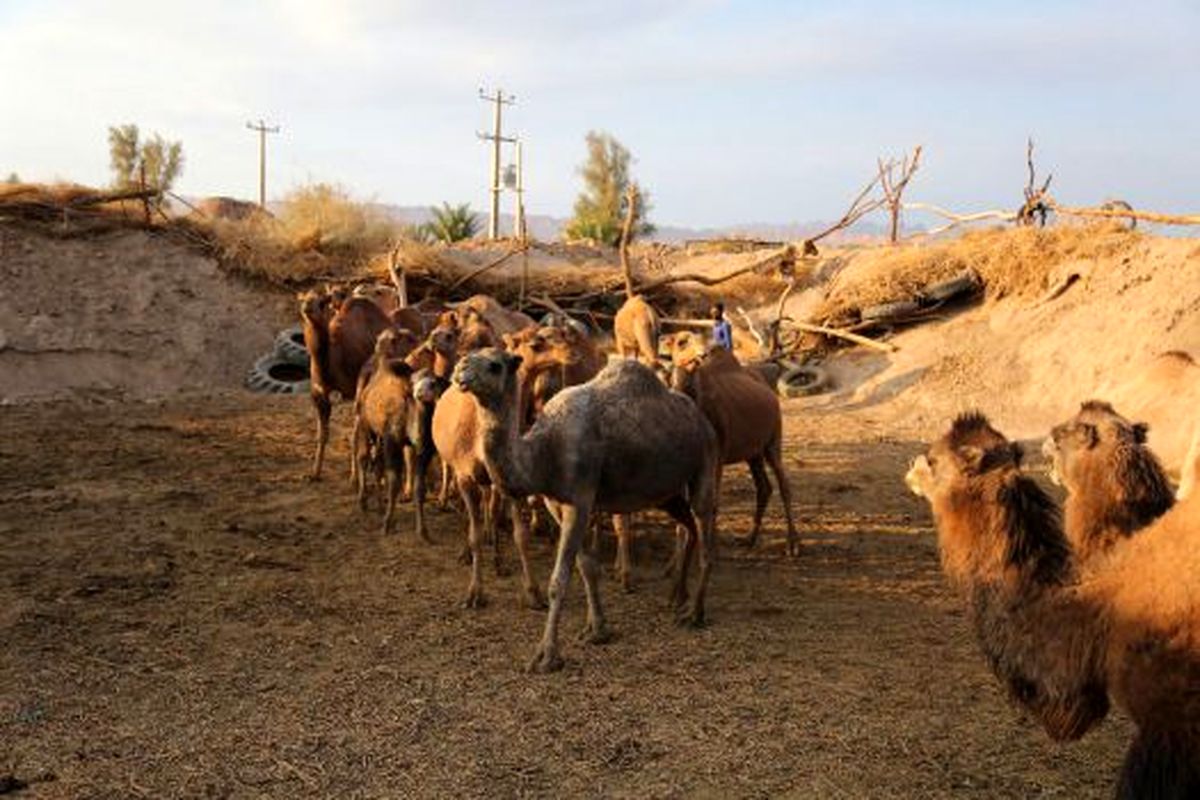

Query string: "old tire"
[[274, 326, 309, 366], [923, 269, 982, 304], [779, 365, 830, 398], [246, 354, 311, 395], [860, 299, 921, 323]]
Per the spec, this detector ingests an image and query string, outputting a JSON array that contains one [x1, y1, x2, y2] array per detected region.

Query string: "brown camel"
[[1043, 400, 1175, 561], [907, 412, 1200, 797], [613, 294, 660, 368], [456, 294, 536, 336], [668, 337, 799, 556], [1180, 428, 1200, 501], [299, 289, 394, 479], [352, 330, 426, 538], [452, 350, 720, 672]]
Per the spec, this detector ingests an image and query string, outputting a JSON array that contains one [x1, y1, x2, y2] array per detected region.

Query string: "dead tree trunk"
[[619, 184, 638, 298], [1018, 138, 1053, 227], [879, 145, 922, 243]]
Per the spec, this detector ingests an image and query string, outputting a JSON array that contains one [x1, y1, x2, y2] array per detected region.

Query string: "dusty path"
[[1, 393, 1130, 798]]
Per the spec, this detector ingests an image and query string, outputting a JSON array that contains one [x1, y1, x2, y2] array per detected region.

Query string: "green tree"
[[563, 131, 653, 245], [427, 202, 480, 243], [107, 124, 185, 193]]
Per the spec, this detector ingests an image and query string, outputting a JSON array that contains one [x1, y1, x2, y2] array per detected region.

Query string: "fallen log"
[[782, 318, 897, 353]]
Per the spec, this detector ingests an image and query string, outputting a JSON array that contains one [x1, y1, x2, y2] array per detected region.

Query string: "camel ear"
[[1009, 442, 1024, 467], [1132, 422, 1149, 444], [501, 333, 515, 350], [955, 445, 987, 474], [1080, 423, 1099, 449]]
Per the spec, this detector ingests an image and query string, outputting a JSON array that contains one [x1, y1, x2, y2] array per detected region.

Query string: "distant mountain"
[[371, 203, 909, 244]]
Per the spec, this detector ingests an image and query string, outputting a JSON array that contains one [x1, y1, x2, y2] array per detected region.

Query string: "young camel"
[[1043, 400, 1175, 561], [667, 334, 799, 555], [907, 412, 1200, 797], [452, 350, 720, 673], [430, 333, 577, 610]]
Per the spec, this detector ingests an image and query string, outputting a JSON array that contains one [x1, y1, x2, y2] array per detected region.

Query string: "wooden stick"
[[446, 245, 526, 291], [782, 319, 897, 353], [1046, 200, 1200, 226], [619, 185, 638, 297]]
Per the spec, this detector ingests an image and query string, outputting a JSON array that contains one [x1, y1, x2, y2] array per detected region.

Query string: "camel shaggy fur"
[[453, 350, 719, 672], [1044, 400, 1175, 561], [908, 412, 1200, 797]]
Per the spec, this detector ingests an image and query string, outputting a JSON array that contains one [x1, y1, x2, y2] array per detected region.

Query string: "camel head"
[[325, 283, 351, 311], [411, 369, 445, 405], [662, 331, 707, 368], [426, 325, 459, 359], [1043, 400, 1151, 490], [503, 327, 580, 376], [298, 289, 333, 327], [453, 347, 523, 411], [373, 328, 421, 370], [906, 412, 1024, 502]]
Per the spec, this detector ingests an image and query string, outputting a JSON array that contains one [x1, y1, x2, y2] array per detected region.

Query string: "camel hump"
[[590, 358, 668, 397]]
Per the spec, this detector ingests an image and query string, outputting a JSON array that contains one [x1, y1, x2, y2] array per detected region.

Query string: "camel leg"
[[529, 500, 590, 673], [684, 470, 718, 627], [355, 428, 372, 512], [412, 445, 434, 544], [402, 444, 416, 502], [1116, 729, 1200, 799], [309, 392, 331, 480], [487, 488, 509, 576], [511, 503, 546, 609], [349, 413, 362, 489], [765, 436, 800, 557], [382, 437, 401, 536], [660, 496, 697, 614], [737, 457, 771, 548], [460, 478, 486, 608], [438, 461, 453, 509], [575, 545, 611, 645], [612, 513, 635, 592]]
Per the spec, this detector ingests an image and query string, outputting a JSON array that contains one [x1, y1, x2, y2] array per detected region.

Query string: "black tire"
[[923, 269, 982, 303], [1101, 199, 1137, 230], [779, 365, 831, 398], [860, 299, 921, 323], [246, 354, 311, 395], [274, 326, 309, 366]]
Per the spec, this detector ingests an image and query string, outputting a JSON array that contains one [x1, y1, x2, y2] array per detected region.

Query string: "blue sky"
[[1, 0, 1196, 228]]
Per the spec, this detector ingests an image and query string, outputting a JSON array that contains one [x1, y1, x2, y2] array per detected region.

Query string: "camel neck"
[[475, 382, 540, 499]]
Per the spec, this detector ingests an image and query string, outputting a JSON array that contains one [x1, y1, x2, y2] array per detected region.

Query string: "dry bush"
[[207, 183, 402, 284], [813, 222, 1142, 322]]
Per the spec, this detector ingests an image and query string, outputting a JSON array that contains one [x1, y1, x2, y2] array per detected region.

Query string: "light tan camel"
[[667, 337, 799, 556], [430, 333, 576, 610], [452, 350, 719, 672], [907, 412, 1200, 797], [456, 294, 536, 336], [1043, 400, 1175, 561], [613, 294, 660, 368]]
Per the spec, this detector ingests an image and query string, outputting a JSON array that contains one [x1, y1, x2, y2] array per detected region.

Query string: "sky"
[[1, 0, 1197, 229]]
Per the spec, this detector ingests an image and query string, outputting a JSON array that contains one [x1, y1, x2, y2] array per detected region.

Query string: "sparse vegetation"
[[107, 123, 184, 193], [426, 202, 480, 243], [564, 131, 654, 246], [4, 172, 18, 184]]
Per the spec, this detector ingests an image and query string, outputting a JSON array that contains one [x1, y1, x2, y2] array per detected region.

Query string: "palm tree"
[[427, 202, 481, 243]]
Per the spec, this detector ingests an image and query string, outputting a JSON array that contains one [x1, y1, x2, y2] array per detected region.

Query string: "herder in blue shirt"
[[711, 302, 733, 351]]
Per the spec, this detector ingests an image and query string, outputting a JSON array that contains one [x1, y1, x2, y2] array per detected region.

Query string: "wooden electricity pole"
[[246, 119, 280, 209], [477, 88, 516, 240]]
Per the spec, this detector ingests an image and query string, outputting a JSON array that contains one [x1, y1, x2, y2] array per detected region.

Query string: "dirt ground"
[[1, 391, 1133, 799]]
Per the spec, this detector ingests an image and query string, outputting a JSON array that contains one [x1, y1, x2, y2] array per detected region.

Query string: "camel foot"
[[676, 607, 707, 629], [619, 571, 634, 594], [401, 492, 413, 504], [493, 558, 512, 578], [669, 585, 689, 612], [577, 621, 613, 645], [522, 585, 548, 611], [526, 647, 565, 674], [417, 528, 435, 545], [304, 473, 321, 483], [457, 545, 472, 566], [733, 534, 758, 549], [786, 535, 801, 558], [463, 587, 487, 609]]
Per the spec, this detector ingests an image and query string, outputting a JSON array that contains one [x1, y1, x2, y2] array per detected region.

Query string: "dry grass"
[[814, 223, 1143, 322]]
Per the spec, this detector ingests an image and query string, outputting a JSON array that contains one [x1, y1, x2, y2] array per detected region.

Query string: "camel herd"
[[298, 280, 1197, 795]]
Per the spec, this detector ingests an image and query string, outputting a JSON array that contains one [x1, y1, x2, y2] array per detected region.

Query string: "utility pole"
[[476, 88, 515, 240], [246, 119, 280, 209]]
